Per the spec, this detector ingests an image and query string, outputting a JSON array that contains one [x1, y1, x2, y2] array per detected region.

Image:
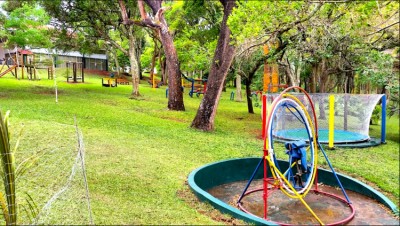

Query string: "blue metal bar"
[[318, 142, 351, 203], [284, 103, 304, 124], [381, 95, 387, 144], [237, 157, 263, 203]]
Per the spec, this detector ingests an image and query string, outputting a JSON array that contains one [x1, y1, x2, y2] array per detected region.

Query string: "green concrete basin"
[[188, 157, 398, 225]]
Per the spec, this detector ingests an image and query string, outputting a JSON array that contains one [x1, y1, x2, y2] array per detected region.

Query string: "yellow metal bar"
[[265, 156, 324, 225], [329, 95, 335, 149]]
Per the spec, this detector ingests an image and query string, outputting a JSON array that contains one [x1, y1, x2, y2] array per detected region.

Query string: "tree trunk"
[[344, 94, 349, 131], [144, 1, 184, 110], [191, 0, 236, 131], [122, 0, 184, 110], [281, 57, 301, 87], [149, 42, 158, 85], [160, 29, 184, 110], [135, 36, 143, 80], [318, 96, 326, 120], [128, 27, 140, 97], [112, 48, 121, 77], [235, 74, 242, 101], [245, 78, 254, 114], [345, 69, 354, 93], [161, 57, 167, 84], [310, 64, 318, 93], [222, 77, 227, 92], [318, 59, 328, 93]]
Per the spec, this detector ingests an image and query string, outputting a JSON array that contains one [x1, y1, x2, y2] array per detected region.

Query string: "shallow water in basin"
[[208, 179, 399, 225]]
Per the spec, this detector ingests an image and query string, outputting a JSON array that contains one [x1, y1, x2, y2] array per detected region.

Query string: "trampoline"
[[274, 129, 370, 144], [266, 93, 386, 148]]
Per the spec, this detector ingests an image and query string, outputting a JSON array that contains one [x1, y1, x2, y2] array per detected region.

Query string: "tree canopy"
[[1, 3, 52, 49], [1, 0, 398, 122]]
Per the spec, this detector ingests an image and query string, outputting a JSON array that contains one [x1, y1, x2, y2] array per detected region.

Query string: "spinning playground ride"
[[188, 87, 398, 225], [238, 87, 354, 225]]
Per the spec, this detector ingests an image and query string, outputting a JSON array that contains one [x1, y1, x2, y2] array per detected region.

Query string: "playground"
[[0, 72, 398, 224], [189, 87, 398, 225], [0, 0, 398, 224]]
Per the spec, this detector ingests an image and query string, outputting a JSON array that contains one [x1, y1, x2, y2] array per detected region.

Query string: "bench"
[[116, 78, 130, 85]]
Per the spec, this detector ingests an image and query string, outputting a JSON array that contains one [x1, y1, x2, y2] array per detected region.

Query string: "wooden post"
[[22, 55, 25, 79], [73, 62, 77, 82], [81, 62, 84, 83]]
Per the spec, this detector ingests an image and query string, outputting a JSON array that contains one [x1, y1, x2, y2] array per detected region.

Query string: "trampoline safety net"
[[266, 93, 384, 144]]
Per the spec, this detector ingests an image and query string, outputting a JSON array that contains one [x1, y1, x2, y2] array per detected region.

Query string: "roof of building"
[[30, 48, 107, 60], [18, 49, 33, 55]]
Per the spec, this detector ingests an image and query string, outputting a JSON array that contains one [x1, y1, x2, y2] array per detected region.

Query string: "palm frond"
[[0, 191, 9, 223], [0, 111, 17, 225]]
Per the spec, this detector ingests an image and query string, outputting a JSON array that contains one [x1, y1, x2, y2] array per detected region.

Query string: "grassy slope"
[[0, 72, 398, 224]]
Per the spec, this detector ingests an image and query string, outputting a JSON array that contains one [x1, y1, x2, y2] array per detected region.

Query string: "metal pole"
[[381, 95, 387, 144], [328, 95, 335, 149]]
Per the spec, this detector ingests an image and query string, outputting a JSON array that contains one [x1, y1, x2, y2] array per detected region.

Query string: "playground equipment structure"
[[244, 44, 288, 104], [237, 86, 355, 225], [259, 43, 386, 148], [265, 93, 386, 148], [102, 78, 117, 87], [66, 61, 84, 83], [263, 45, 288, 94], [182, 73, 207, 98], [0, 49, 53, 80]]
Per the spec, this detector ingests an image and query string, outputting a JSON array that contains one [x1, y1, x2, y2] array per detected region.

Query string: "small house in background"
[[0, 43, 109, 75]]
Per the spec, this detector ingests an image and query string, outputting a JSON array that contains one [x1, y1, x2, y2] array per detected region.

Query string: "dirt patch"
[[176, 181, 245, 225], [101, 100, 118, 106], [32, 86, 62, 95], [159, 115, 187, 123], [0, 93, 8, 99], [250, 129, 263, 140], [64, 81, 91, 85]]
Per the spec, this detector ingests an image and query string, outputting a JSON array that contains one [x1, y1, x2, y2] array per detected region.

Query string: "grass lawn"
[[0, 71, 398, 224]]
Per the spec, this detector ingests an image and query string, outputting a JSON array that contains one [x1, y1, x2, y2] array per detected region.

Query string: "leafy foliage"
[[3, 3, 51, 48], [228, 1, 399, 110], [163, 1, 222, 73]]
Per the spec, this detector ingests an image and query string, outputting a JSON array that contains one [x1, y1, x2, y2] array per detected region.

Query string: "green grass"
[[0, 71, 398, 224]]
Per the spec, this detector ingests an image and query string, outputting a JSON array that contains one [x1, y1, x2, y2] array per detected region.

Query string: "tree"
[[191, 0, 237, 131], [234, 51, 265, 113], [228, 1, 398, 96], [2, 3, 52, 49], [165, 0, 221, 75], [40, 0, 144, 97], [119, 0, 185, 110]]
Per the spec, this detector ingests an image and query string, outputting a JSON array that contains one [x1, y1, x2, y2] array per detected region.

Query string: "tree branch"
[[138, 0, 148, 19], [365, 21, 400, 37], [106, 37, 129, 56], [118, 0, 161, 30], [276, 3, 323, 35]]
